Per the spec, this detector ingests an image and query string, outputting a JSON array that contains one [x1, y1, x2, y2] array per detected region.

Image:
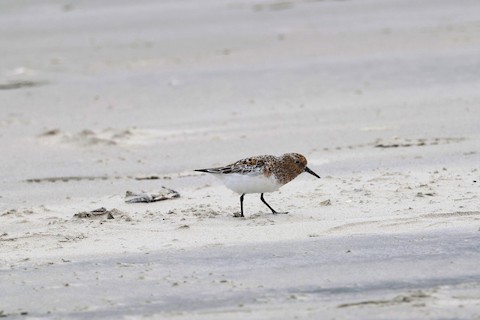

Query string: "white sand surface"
[[1, 0, 479, 319]]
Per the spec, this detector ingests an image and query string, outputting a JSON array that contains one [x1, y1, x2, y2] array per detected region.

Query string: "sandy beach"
[[1, 0, 479, 318]]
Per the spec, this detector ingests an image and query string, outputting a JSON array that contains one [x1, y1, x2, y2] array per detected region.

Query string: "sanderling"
[[195, 153, 320, 217]]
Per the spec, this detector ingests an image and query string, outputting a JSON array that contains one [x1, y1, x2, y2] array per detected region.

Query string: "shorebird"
[[195, 153, 320, 217]]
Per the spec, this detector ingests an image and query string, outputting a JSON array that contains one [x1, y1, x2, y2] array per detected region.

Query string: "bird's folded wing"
[[201, 162, 263, 176]]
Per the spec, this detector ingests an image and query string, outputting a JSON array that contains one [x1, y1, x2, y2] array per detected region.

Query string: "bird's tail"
[[194, 169, 211, 173]]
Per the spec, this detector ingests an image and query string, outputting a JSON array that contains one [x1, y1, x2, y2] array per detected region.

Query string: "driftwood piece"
[[125, 186, 180, 203], [73, 207, 129, 220]]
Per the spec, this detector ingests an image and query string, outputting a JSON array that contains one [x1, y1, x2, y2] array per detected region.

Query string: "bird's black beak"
[[304, 166, 320, 179]]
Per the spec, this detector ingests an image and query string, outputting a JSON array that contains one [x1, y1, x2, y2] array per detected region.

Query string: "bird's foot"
[[233, 212, 245, 218], [272, 211, 288, 215]]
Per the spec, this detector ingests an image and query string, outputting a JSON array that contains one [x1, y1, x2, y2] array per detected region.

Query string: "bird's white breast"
[[215, 173, 281, 194]]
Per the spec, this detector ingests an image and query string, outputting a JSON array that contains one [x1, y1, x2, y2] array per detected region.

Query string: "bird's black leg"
[[235, 193, 245, 218], [260, 193, 287, 215]]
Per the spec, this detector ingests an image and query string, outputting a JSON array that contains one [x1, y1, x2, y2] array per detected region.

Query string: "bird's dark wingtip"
[[195, 169, 209, 173]]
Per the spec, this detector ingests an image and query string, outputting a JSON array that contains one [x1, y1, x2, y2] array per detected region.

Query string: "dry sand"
[[1, 0, 479, 319]]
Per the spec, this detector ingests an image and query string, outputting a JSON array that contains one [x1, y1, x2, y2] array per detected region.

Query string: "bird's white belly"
[[216, 173, 281, 194]]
